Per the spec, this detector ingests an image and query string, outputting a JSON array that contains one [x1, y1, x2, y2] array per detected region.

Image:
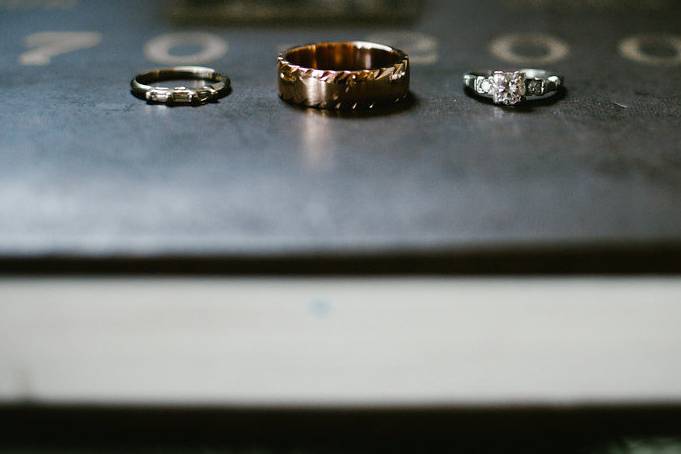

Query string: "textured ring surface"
[[131, 66, 230, 105], [463, 69, 563, 106], [278, 41, 410, 110]]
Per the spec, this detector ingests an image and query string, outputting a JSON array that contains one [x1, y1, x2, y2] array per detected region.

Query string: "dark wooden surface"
[[1, 0, 680, 272]]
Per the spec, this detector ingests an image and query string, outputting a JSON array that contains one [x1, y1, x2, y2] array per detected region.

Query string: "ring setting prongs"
[[475, 71, 545, 106]]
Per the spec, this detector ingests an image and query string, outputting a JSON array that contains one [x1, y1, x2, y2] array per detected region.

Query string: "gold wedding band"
[[277, 41, 410, 110]]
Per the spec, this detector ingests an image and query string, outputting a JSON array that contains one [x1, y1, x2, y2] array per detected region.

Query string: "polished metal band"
[[463, 69, 563, 106], [131, 66, 230, 105], [277, 41, 410, 110]]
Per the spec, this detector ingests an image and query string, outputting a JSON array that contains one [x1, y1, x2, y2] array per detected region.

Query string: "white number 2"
[[20, 32, 102, 66]]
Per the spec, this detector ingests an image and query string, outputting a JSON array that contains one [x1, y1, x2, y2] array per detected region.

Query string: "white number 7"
[[20, 32, 102, 66]]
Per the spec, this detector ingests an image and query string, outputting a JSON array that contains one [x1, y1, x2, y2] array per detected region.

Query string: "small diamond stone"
[[491, 71, 526, 105], [147, 89, 170, 102], [478, 78, 492, 94], [527, 79, 543, 96], [170, 87, 193, 103]]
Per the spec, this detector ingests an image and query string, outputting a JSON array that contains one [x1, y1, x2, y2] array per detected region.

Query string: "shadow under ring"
[[277, 41, 410, 111]]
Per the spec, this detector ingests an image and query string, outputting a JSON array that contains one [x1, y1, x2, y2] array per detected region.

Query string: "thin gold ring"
[[277, 41, 410, 111], [131, 66, 230, 105]]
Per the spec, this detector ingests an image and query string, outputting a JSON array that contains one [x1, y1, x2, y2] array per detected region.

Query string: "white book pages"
[[1, 278, 680, 408]]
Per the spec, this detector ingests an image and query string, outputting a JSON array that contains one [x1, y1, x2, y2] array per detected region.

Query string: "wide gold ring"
[[277, 41, 410, 111]]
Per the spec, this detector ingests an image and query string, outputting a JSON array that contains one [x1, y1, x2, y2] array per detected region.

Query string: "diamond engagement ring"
[[463, 69, 563, 106], [131, 66, 230, 105], [278, 41, 410, 110]]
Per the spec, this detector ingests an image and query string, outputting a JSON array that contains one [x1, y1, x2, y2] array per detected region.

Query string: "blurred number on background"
[[490, 33, 569, 65], [20, 32, 101, 65], [619, 34, 681, 65], [18, 31, 680, 69], [366, 31, 438, 65], [0, 0, 77, 10], [144, 32, 228, 65]]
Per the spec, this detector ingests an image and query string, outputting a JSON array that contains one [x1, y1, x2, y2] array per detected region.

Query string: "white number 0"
[[20, 32, 102, 66], [144, 32, 228, 65]]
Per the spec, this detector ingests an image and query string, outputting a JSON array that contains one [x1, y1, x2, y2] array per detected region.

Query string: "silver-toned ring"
[[463, 69, 563, 106], [131, 66, 230, 105]]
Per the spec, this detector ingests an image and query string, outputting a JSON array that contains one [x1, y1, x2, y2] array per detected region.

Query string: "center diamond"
[[490, 71, 526, 105]]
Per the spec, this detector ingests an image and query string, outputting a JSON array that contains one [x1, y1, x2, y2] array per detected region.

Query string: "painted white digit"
[[366, 31, 438, 65], [1, 0, 77, 10], [144, 32, 228, 65], [619, 34, 681, 66], [20, 31, 101, 66], [490, 33, 569, 65]]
